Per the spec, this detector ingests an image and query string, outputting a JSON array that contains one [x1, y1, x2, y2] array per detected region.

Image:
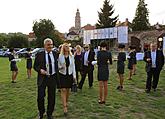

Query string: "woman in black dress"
[[74, 45, 82, 85], [132, 47, 137, 75], [9, 48, 18, 83], [97, 41, 112, 104], [25, 48, 32, 79], [127, 46, 134, 80], [117, 44, 126, 90], [58, 43, 76, 116]]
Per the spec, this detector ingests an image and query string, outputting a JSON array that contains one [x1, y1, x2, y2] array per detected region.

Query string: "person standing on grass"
[[57, 43, 76, 116], [127, 46, 134, 80], [74, 45, 83, 85], [34, 38, 58, 119], [132, 46, 137, 75], [25, 48, 32, 79], [97, 41, 112, 104], [9, 48, 18, 83], [144, 43, 164, 93], [78, 44, 95, 90], [116, 44, 126, 91]]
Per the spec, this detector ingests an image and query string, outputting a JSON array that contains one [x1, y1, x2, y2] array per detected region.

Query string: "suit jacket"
[[82, 50, 95, 71], [58, 54, 76, 79], [33, 50, 59, 86], [144, 50, 164, 72]]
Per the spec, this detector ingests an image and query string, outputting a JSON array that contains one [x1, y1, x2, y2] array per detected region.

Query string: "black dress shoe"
[[11, 81, 16, 83], [145, 89, 150, 93], [47, 115, 53, 119], [64, 112, 68, 117], [153, 89, 156, 92], [38, 114, 43, 119]]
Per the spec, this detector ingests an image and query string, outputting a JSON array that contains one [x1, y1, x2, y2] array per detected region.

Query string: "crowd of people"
[[7, 38, 164, 119]]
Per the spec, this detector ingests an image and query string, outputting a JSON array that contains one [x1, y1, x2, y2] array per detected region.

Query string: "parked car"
[[16, 48, 27, 58], [0, 49, 5, 56], [3, 49, 10, 57], [31, 48, 44, 58]]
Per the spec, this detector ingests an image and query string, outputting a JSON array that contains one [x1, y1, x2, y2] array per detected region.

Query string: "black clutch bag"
[[71, 83, 77, 92]]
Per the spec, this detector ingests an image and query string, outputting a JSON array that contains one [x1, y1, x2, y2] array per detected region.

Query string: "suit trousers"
[[78, 66, 93, 89], [146, 68, 161, 90], [37, 75, 56, 116]]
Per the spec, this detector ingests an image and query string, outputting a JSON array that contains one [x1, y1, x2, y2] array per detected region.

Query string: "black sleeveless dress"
[[9, 54, 18, 71], [117, 52, 126, 74], [97, 51, 112, 81], [26, 52, 32, 69]]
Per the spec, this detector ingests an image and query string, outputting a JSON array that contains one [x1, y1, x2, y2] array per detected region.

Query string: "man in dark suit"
[[34, 38, 58, 119], [78, 44, 95, 89], [144, 43, 164, 93]]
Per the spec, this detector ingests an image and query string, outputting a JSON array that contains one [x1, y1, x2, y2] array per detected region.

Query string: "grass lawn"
[[0, 57, 165, 119]]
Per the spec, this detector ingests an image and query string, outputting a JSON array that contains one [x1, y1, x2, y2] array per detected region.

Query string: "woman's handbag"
[[71, 82, 77, 92]]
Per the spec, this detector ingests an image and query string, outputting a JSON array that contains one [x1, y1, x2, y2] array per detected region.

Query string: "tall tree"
[[0, 33, 9, 48], [33, 19, 63, 47], [7, 33, 28, 48], [96, 0, 118, 28], [132, 0, 150, 31]]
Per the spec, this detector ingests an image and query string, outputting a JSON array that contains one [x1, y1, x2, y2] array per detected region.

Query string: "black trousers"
[[37, 75, 56, 116], [78, 66, 93, 89], [146, 68, 161, 90]]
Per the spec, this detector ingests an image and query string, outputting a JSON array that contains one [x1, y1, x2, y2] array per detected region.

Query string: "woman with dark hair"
[[127, 46, 134, 80], [116, 44, 126, 90], [9, 48, 18, 83], [97, 41, 112, 104], [25, 48, 32, 79], [132, 46, 137, 75]]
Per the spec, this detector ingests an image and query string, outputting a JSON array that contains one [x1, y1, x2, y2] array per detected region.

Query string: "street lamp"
[[158, 37, 163, 49], [158, 37, 163, 42]]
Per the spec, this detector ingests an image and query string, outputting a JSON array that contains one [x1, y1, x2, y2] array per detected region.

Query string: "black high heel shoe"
[[63, 106, 68, 117], [102, 101, 105, 104], [98, 99, 102, 104]]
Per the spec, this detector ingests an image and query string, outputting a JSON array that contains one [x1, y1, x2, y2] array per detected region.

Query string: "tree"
[[132, 0, 150, 31], [96, 0, 118, 28], [0, 33, 9, 48], [7, 33, 28, 48], [33, 19, 63, 47]]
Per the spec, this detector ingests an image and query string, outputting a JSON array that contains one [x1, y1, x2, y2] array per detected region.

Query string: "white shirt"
[[151, 50, 156, 68], [58, 54, 76, 79], [84, 50, 89, 66], [45, 51, 55, 75]]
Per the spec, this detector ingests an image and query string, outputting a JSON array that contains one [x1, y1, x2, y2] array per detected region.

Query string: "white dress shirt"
[[45, 51, 55, 75], [151, 50, 156, 68], [84, 50, 89, 66]]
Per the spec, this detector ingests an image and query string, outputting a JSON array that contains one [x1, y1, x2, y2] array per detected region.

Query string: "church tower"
[[75, 9, 81, 30]]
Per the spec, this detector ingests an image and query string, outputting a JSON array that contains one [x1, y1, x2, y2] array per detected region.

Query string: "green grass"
[[0, 57, 165, 119]]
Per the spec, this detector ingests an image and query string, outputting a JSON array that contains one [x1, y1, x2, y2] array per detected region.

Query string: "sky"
[[0, 0, 165, 34]]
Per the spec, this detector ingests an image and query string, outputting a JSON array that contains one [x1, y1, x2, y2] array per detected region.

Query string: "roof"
[[67, 31, 78, 36], [82, 24, 95, 30]]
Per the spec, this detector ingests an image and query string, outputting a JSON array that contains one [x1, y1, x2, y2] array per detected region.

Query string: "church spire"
[[75, 8, 81, 30]]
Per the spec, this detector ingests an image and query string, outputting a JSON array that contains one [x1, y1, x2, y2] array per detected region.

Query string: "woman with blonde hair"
[[74, 45, 82, 84], [57, 43, 76, 116]]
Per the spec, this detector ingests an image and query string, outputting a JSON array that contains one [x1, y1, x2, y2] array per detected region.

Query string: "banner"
[[83, 30, 91, 44], [83, 26, 128, 44], [163, 37, 165, 56], [113, 27, 118, 38], [117, 26, 128, 43], [105, 28, 109, 39]]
